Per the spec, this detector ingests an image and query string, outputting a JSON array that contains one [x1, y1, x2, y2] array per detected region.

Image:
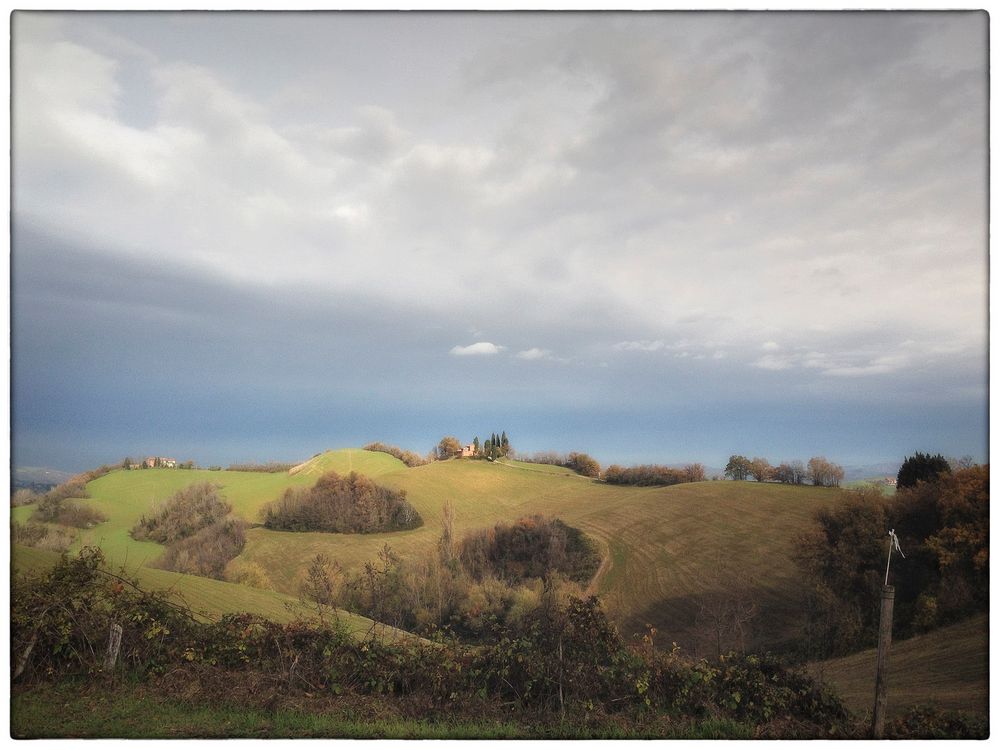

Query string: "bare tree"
[[693, 557, 760, 658]]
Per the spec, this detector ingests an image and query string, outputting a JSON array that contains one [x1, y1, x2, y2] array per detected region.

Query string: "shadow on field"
[[625, 587, 806, 660]]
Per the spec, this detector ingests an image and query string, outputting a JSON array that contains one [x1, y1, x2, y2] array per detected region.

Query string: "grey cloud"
[[11, 12, 988, 470]]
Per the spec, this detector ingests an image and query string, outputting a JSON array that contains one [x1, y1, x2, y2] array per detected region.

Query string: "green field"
[[809, 614, 989, 719], [12, 449, 844, 651], [10, 545, 406, 640]]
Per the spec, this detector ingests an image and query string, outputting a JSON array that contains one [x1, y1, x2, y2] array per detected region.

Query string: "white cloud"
[[614, 339, 664, 352], [761, 341, 780, 351], [450, 342, 504, 356], [516, 347, 552, 360], [753, 354, 794, 371], [822, 354, 910, 378]]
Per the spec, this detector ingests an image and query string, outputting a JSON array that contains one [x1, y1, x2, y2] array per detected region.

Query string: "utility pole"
[[872, 529, 904, 738], [871, 585, 895, 738]]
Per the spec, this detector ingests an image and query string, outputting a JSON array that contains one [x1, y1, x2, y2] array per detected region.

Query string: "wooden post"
[[871, 585, 895, 738], [557, 632, 565, 720], [104, 622, 123, 671]]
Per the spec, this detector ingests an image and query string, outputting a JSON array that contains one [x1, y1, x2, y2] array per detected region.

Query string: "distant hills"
[[12, 466, 74, 492], [841, 461, 902, 482]]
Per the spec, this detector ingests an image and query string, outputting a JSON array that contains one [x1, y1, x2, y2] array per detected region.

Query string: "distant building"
[[141, 457, 177, 469], [884, 476, 897, 486], [460, 444, 476, 458]]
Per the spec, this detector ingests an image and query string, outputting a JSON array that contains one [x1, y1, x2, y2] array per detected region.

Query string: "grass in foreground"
[[12, 679, 756, 739]]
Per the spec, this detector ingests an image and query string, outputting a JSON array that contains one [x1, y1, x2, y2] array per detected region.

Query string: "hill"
[[252, 458, 841, 650], [11, 545, 408, 641], [808, 614, 988, 719], [13, 466, 75, 492], [13, 450, 846, 653], [288, 448, 407, 479]]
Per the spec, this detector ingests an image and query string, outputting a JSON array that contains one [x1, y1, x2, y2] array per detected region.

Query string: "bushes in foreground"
[[261, 471, 422, 533], [12, 548, 860, 739]]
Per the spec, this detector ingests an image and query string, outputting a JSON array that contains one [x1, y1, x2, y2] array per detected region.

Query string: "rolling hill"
[[14, 447, 989, 720], [12, 449, 844, 653]]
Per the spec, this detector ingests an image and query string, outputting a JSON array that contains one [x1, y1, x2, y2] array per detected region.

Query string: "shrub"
[[72, 464, 114, 484], [11, 521, 76, 551], [12, 548, 200, 681], [32, 481, 89, 522], [603, 464, 689, 486], [154, 518, 248, 580], [261, 471, 422, 534], [458, 515, 600, 585], [363, 442, 428, 467], [519, 451, 602, 478], [11, 489, 38, 507], [34, 466, 113, 504], [226, 462, 296, 473], [225, 559, 274, 590], [566, 452, 601, 478], [53, 502, 107, 529], [885, 705, 988, 739], [131, 483, 231, 544], [11, 548, 855, 738]]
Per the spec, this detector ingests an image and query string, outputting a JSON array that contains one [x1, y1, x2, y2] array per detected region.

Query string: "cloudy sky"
[[12, 11, 988, 472]]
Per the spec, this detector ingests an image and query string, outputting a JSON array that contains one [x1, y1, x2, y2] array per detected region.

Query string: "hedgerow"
[[363, 442, 428, 467], [12, 548, 857, 738]]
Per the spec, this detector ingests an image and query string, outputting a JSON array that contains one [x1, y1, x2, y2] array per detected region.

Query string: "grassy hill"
[[288, 449, 407, 479], [10, 545, 406, 640], [12, 450, 845, 653], [808, 614, 988, 719]]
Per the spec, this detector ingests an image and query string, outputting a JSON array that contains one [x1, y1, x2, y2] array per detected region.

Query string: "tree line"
[[603, 463, 706, 486], [724, 455, 844, 487], [795, 455, 986, 658], [519, 451, 602, 478]]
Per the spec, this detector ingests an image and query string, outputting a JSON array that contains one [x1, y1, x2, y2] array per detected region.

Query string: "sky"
[[11, 11, 989, 472]]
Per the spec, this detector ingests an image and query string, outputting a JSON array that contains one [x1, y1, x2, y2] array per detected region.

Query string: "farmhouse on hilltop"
[[137, 456, 177, 469], [460, 444, 476, 458]]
